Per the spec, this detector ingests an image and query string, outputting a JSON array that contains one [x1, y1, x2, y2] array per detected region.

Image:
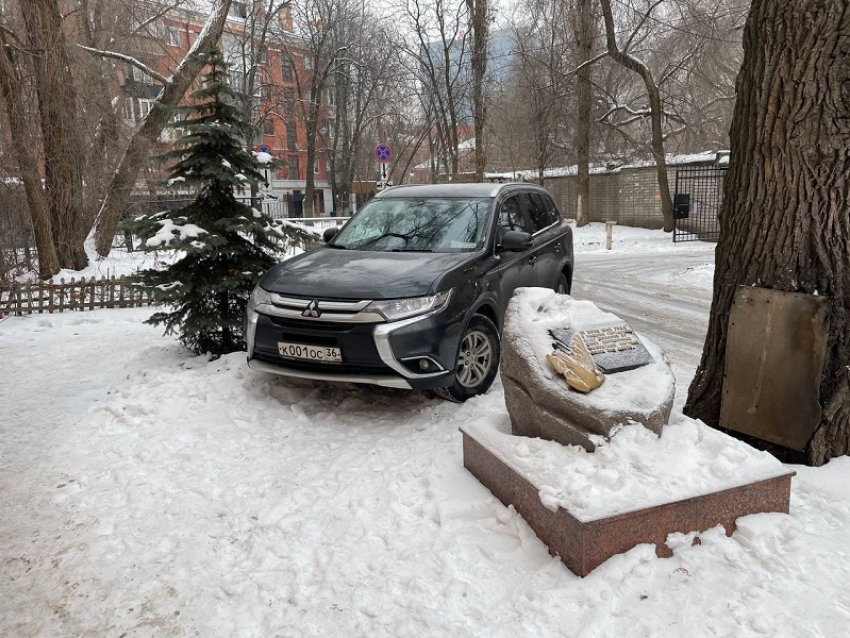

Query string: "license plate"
[[277, 341, 342, 363]]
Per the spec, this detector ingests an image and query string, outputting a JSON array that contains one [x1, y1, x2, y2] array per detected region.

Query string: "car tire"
[[437, 314, 501, 402], [555, 271, 571, 295]]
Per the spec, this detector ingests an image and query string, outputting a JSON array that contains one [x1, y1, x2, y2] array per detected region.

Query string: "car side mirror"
[[323, 227, 339, 243], [499, 230, 533, 252]]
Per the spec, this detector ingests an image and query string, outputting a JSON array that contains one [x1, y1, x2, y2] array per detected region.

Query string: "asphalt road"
[[571, 249, 716, 407]]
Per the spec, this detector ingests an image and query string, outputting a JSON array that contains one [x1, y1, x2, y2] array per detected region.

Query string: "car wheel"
[[437, 315, 501, 402], [555, 271, 571, 295]]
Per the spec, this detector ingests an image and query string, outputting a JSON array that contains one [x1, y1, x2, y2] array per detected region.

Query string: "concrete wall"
[[544, 164, 710, 229]]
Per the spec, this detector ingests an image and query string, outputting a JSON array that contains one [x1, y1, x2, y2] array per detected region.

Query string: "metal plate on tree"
[[719, 286, 830, 451]]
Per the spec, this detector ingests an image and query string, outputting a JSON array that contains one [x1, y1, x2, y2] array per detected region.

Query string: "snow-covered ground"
[[2, 224, 849, 637]]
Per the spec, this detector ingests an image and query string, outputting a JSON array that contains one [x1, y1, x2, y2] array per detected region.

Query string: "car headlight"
[[365, 289, 453, 322], [247, 285, 272, 313]]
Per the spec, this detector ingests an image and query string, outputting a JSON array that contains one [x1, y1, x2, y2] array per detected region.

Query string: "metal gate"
[[673, 166, 727, 242]]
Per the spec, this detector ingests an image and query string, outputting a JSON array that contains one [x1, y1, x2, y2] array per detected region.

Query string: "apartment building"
[[120, 1, 333, 216]]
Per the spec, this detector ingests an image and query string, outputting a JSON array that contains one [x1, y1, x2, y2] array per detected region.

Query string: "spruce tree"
[[126, 49, 284, 357]]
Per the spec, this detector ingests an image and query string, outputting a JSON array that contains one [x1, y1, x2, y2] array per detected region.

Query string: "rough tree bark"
[[303, 83, 322, 218], [21, 0, 89, 269], [572, 0, 594, 227], [0, 33, 59, 278], [599, 0, 673, 232], [92, 0, 232, 256], [684, 0, 850, 466], [465, 0, 487, 181]]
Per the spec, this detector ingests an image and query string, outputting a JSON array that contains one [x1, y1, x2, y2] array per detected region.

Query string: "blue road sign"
[[375, 143, 392, 162]]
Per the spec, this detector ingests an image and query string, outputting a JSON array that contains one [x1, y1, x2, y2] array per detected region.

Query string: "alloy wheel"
[[456, 330, 493, 388]]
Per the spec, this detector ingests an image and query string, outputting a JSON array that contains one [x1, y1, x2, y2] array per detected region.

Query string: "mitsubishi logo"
[[302, 300, 322, 318]]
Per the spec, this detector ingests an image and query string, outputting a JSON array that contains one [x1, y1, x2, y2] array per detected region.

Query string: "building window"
[[129, 64, 155, 85], [123, 98, 155, 123], [281, 54, 293, 81], [314, 156, 320, 174], [262, 119, 275, 136], [165, 26, 180, 47], [138, 99, 154, 121], [288, 156, 300, 180], [286, 122, 296, 150], [283, 88, 295, 117]]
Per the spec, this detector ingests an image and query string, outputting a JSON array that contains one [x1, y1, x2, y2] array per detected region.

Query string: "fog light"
[[418, 359, 430, 370]]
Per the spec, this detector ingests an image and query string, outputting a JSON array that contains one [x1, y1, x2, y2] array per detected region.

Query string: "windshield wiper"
[[389, 248, 433, 252], [328, 243, 349, 249]]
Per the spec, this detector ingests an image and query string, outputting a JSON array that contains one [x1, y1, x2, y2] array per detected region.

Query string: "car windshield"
[[330, 198, 492, 252]]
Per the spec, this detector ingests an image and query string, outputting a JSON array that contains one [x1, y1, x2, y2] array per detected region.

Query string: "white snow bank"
[[1, 308, 849, 637], [462, 412, 787, 521], [571, 221, 714, 254]]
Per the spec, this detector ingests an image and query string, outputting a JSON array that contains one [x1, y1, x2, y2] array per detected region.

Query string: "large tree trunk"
[[684, 0, 850, 466], [466, 0, 487, 181], [303, 86, 321, 218], [0, 32, 59, 279], [21, 0, 89, 270], [573, 0, 594, 227], [93, 0, 232, 256]]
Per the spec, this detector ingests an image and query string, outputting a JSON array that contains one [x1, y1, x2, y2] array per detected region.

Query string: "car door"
[[493, 193, 538, 317], [523, 191, 567, 289]]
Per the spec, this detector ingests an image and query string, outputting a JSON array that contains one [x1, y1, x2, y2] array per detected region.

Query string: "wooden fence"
[[0, 276, 155, 319]]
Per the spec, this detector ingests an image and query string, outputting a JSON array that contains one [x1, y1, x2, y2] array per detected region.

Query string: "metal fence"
[[673, 166, 727, 242]]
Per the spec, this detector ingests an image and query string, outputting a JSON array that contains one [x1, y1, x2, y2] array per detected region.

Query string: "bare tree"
[[20, 0, 89, 269], [279, 0, 357, 217], [599, 0, 673, 231], [323, 4, 406, 213], [88, 0, 233, 255], [571, 0, 596, 226], [402, 0, 470, 181], [685, 0, 850, 465], [0, 27, 59, 277], [465, 0, 487, 181]]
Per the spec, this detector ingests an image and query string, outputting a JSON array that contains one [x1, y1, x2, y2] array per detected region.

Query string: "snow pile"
[[644, 262, 716, 289], [463, 413, 786, 521]]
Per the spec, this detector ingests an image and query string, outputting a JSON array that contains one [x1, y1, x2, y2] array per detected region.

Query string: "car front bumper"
[[246, 305, 460, 391]]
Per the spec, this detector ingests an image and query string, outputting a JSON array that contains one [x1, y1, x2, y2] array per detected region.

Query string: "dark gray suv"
[[245, 183, 573, 401]]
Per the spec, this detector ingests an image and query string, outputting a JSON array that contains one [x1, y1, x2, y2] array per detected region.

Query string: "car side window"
[[526, 193, 559, 231], [497, 195, 530, 237]]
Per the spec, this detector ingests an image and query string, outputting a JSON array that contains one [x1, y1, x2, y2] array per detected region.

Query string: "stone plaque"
[[719, 287, 830, 451]]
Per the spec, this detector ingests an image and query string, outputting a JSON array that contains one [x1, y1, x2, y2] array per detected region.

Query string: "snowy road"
[[572, 249, 715, 407], [2, 227, 849, 638]]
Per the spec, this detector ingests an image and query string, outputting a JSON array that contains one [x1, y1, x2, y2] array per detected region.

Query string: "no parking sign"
[[375, 144, 392, 163]]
